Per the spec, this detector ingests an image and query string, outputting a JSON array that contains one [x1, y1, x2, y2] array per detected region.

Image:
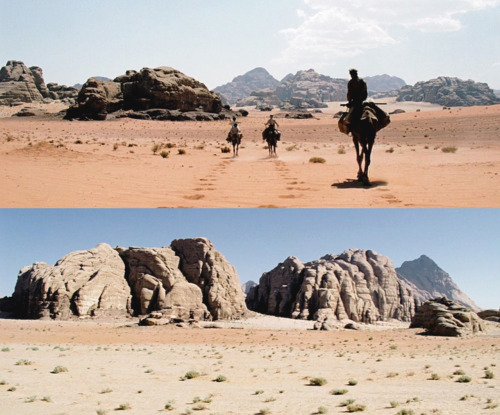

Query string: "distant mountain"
[[397, 76, 499, 107], [365, 74, 406, 93], [396, 255, 479, 311], [214, 68, 279, 105], [73, 76, 111, 89], [241, 280, 257, 295]]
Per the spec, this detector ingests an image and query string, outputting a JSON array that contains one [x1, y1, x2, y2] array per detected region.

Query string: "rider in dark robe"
[[263, 115, 279, 140], [345, 68, 367, 125]]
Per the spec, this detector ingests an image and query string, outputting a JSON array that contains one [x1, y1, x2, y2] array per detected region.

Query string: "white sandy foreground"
[[1, 100, 500, 208], [0, 316, 499, 415]]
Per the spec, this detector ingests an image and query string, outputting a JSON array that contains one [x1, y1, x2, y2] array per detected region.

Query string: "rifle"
[[341, 102, 387, 107]]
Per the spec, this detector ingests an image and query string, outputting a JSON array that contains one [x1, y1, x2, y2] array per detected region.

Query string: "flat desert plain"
[[0, 317, 499, 415], [1, 101, 499, 208]]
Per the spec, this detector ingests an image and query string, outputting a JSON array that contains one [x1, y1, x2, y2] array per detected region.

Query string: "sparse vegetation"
[[337, 145, 346, 154], [116, 403, 131, 410], [441, 146, 457, 153], [317, 406, 328, 414], [160, 150, 170, 158], [51, 365, 68, 374], [178, 148, 186, 155], [181, 370, 201, 381], [346, 403, 366, 412], [221, 146, 231, 153], [164, 400, 175, 411], [214, 374, 227, 382], [456, 375, 472, 383], [386, 147, 394, 153], [309, 377, 327, 386], [485, 370, 494, 379], [330, 389, 348, 395], [348, 379, 358, 386], [309, 157, 326, 164], [15, 359, 33, 366]]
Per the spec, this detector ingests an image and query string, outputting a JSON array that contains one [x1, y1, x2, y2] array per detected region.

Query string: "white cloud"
[[278, 0, 500, 65]]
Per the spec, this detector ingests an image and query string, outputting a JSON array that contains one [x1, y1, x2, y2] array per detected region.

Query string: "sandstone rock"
[[397, 76, 499, 106], [116, 66, 222, 113], [65, 78, 123, 120], [275, 69, 346, 108], [410, 297, 484, 336], [246, 249, 420, 325], [0, 60, 46, 104], [46, 82, 78, 103], [13, 243, 132, 320], [396, 255, 479, 311], [170, 238, 249, 320], [477, 309, 500, 323], [365, 74, 406, 93], [215, 67, 280, 105]]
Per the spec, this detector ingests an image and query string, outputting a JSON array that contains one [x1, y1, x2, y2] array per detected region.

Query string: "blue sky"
[[1, 209, 499, 310], [1, 0, 499, 89]]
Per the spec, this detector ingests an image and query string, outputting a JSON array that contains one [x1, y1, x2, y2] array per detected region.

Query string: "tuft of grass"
[[386, 147, 394, 153], [214, 375, 227, 382], [180, 370, 200, 381], [51, 365, 68, 374], [309, 377, 328, 386], [441, 146, 457, 153], [309, 157, 326, 164], [164, 400, 175, 411], [24, 395, 37, 403], [178, 148, 186, 155], [160, 150, 170, 158], [346, 403, 366, 412], [99, 388, 113, 394], [485, 370, 495, 379], [347, 379, 358, 386], [330, 389, 348, 395], [396, 410, 414, 415], [429, 373, 440, 380], [96, 409, 107, 415], [340, 399, 355, 407], [456, 375, 472, 383], [256, 409, 270, 415], [15, 359, 33, 366], [116, 403, 131, 411], [337, 145, 346, 154], [221, 146, 231, 153], [317, 406, 328, 414], [1, 347, 10, 352]]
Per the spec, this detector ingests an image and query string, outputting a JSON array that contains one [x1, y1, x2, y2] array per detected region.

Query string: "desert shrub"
[[164, 400, 175, 411], [309, 377, 328, 386], [2, 347, 10, 352], [456, 375, 472, 383], [346, 403, 366, 412], [165, 142, 176, 148], [454, 369, 466, 376], [254, 390, 264, 395], [178, 148, 186, 155], [429, 373, 440, 380], [337, 145, 346, 154], [51, 365, 68, 374], [99, 388, 113, 394], [15, 359, 33, 366], [214, 375, 227, 382], [330, 389, 348, 395], [386, 147, 394, 153], [152, 143, 161, 154], [317, 406, 328, 414], [348, 379, 358, 386], [221, 146, 231, 153], [396, 410, 414, 415], [160, 150, 170, 158], [24, 396, 37, 403], [485, 370, 495, 379], [181, 370, 200, 380], [116, 403, 131, 410], [96, 409, 107, 415], [340, 399, 355, 407], [309, 157, 326, 164], [441, 146, 457, 153]]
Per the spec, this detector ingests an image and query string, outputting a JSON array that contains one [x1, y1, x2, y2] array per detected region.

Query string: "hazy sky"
[[1, 0, 499, 89], [1, 209, 499, 310]]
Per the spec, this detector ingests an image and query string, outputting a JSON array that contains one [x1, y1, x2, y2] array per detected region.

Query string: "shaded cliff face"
[[246, 249, 420, 324], [396, 255, 479, 311], [12, 239, 249, 321]]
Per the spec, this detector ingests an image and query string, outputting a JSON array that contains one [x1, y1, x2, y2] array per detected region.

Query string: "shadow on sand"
[[331, 179, 388, 189]]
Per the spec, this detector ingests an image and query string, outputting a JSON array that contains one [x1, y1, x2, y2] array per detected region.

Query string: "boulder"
[[477, 309, 500, 323], [170, 238, 249, 320], [246, 249, 420, 325], [12, 243, 132, 320], [410, 297, 484, 336]]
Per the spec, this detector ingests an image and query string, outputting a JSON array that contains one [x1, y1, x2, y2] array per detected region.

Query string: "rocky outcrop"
[[170, 238, 249, 320], [214, 67, 280, 105], [275, 69, 347, 108], [365, 74, 406, 93], [410, 297, 484, 336], [65, 78, 123, 120], [46, 83, 79, 103], [396, 255, 479, 311], [65, 66, 223, 120], [13, 243, 132, 320], [242, 280, 257, 295], [246, 249, 420, 327], [11, 238, 249, 322], [235, 88, 281, 108], [477, 309, 500, 323], [397, 77, 499, 107], [0, 60, 47, 104]]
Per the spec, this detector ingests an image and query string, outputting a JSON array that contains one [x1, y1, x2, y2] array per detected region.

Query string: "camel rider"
[[263, 114, 279, 140], [227, 116, 241, 141], [345, 68, 367, 125]]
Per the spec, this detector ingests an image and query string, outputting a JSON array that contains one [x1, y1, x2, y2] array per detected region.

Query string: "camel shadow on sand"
[[331, 178, 388, 189]]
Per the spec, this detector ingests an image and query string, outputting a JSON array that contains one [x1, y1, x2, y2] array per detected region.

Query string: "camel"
[[339, 102, 390, 186], [226, 131, 242, 157], [263, 128, 280, 158]]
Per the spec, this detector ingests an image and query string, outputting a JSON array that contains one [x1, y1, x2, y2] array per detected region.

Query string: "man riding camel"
[[345, 68, 367, 125], [263, 114, 280, 140], [227, 116, 241, 142]]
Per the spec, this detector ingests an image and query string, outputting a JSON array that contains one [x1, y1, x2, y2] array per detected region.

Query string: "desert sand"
[[1, 100, 499, 208], [0, 316, 499, 415]]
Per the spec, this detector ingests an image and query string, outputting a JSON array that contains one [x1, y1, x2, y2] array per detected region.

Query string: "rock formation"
[[396, 255, 479, 311], [365, 74, 406, 93], [170, 238, 249, 320], [242, 280, 257, 295], [13, 243, 132, 320], [214, 67, 280, 105], [11, 238, 248, 323], [275, 69, 346, 108], [397, 76, 499, 106], [477, 309, 500, 323], [246, 249, 420, 328], [410, 297, 484, 336], [65, 66, 223, 120]]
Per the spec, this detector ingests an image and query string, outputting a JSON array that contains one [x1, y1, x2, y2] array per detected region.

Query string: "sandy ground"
[[0, 316, 499, 415], [0, 100, 499, 208]]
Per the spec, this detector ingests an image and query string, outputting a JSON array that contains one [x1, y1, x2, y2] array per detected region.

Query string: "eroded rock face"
[[397, 76, 499, 106], [170, 238, 249, 320], [246, 249, 420, 326], [13, 243, 132, 319], [410, 297, 484, 336], [116, 246, 210, 321], [0, 60, 46, 104]]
